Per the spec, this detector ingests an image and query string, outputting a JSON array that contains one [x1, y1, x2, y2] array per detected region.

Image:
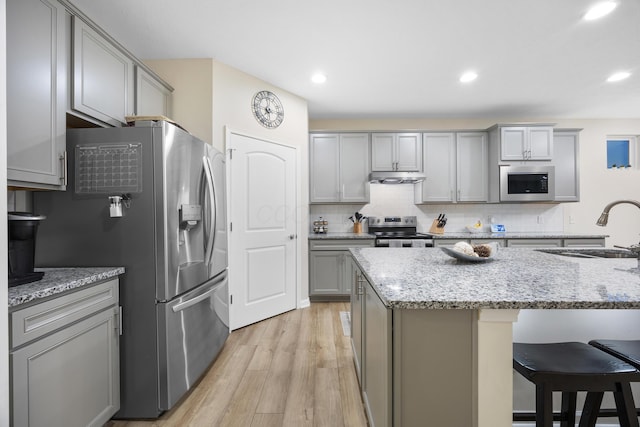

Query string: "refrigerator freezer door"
[[157, 270, 229, 410]]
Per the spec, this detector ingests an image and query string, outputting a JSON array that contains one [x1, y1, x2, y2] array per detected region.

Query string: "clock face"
[[252, 91, 284, 129]]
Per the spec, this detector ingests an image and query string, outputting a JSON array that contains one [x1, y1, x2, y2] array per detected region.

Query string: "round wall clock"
[[251, 90, 284, 129]]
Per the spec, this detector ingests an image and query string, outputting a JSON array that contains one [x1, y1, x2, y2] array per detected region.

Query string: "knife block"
[[428, 219, 445, 234]]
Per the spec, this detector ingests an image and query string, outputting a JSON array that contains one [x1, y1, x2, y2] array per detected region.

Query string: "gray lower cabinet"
[[351, 263, 364, 385], [7, 0, 68, 190], [351, 265, 391, 427], [352, 264, 473, 427], [10, 279, 121, 427], [362, 279, 392, 427], [309, 239, 374, 299]]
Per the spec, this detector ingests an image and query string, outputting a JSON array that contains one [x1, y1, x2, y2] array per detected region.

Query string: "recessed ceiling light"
[[607, 71, 631, 82], [459, 71, 478, 83], [311, 73, 327, 84], [584, 1, 617, 21]]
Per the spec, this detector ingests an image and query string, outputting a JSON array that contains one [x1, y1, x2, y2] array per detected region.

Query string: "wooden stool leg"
[[579, 392, 604, 427], [613, 382, 639, 427], [536, 384, 554, 427], [561, 391, 577, 427]]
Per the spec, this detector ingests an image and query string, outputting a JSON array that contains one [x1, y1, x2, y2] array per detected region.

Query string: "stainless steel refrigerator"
[[34, 120, 229, 418]]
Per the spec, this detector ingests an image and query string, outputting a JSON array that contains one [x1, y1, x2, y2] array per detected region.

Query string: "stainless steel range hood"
[[368, 171, 426, 184]]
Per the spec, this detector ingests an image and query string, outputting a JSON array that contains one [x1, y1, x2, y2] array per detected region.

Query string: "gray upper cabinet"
[[415, 133, 456, 203], [456, 132, 488, 202], [7, 0, 68, 190], [415, 132, 487, 203], [499, 126, 553, 161], [135, 66, 173, 117], [553, 130, 581, 202], [371, 133, 422, 171], [72, 16, 135, 126], [310, 133, 370, 203]]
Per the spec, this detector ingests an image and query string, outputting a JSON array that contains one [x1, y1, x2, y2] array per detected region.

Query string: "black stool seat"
[[590, 339, 640, 369], [513, 342, 640, 427]]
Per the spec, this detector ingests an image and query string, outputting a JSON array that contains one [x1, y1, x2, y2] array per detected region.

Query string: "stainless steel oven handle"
[[203, 155, 217, 266]]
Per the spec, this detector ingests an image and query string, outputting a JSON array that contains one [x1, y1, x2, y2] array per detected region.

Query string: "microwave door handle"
[[203, 156, 217, 266]]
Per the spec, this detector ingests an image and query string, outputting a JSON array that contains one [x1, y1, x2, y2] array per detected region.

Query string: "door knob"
[[288, 234, 296, 240]]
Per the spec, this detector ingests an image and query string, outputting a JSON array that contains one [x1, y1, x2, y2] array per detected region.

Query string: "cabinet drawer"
[[10, 279, 119, 348], [506, 239, 562, 248], [310, 239, 375, 251], [563, 238, 605, 248]]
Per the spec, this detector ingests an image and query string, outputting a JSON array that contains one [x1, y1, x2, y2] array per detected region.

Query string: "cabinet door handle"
[[116, 306, 123, 336], [59, 151, 67, 186]]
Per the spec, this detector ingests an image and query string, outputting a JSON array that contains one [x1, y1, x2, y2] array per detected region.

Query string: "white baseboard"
[[298, 298, 310, 309]]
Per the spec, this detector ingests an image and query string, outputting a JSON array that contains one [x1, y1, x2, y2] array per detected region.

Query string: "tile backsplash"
[[309, 184, 564, 234]]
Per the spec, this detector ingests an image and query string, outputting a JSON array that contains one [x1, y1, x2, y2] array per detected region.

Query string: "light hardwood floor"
[[106, 302, 368, 427]]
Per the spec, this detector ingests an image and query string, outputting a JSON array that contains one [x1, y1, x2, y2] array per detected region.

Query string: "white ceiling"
[[70, 0, 640, 120]]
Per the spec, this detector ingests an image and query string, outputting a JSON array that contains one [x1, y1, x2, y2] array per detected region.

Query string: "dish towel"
[[389, 239, 404, 248], [411, 240, 426, 248]]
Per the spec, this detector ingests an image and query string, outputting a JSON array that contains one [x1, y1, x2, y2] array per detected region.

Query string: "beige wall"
[[144, 59, 214, 146], [144, 58, 311, 306], [310, 118, 640, 248]]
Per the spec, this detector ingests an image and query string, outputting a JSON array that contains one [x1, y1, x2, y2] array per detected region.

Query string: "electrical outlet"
[[537, 215, 544, 224], [569, 215, 575, 224]]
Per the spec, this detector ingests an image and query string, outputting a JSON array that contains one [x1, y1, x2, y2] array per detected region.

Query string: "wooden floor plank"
[[316, 303, 338, 368], [250, 413, 284, 427], [218, 369, 269, 427], [282, 347, 315, 426], [314, 367, 345, 427]]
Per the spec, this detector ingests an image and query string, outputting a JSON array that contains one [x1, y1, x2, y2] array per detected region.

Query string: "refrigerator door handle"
[[202, 156, 217, 266], [171, 278, 224, 313]]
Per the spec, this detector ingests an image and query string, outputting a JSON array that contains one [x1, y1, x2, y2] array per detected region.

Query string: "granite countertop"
[[309, 232, 375, 240], [8, 267, 125, 308], [350, 247, 640, 310], [426, 232, 608, 240]]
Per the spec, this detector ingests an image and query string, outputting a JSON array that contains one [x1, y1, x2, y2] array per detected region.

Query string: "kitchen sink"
[[536, 248, 638, 259]]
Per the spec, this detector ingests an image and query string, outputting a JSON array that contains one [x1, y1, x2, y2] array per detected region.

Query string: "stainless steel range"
[[368, 216, 434, 247]]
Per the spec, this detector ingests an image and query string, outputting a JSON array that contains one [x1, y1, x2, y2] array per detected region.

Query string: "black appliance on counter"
[[8, 212, 46, 286], [368, 216, 434, 247]]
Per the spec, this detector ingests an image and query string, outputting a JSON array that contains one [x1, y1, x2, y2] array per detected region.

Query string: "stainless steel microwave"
[[499, 165, 555, 202]]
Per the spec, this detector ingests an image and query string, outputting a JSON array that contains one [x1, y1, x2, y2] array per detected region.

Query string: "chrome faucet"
[[596, 199, 640, 267]]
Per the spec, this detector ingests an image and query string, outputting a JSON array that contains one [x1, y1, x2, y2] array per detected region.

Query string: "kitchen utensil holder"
[[353, 223, 363, 234], [428, 219, 445, 234]]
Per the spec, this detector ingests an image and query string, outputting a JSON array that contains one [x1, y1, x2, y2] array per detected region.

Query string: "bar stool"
[[588, 340, 640, 421], [513, 341, 640, 427], [589, 339, 640, 369]]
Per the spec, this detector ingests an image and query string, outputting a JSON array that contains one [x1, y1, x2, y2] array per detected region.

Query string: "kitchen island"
[[350, 247, 640, 427]]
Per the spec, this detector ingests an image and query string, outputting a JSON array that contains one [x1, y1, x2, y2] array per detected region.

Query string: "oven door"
[[500, 165, 555, 202]]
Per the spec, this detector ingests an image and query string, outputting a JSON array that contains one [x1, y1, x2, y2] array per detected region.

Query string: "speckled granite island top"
[[8, 267, 125, 308], [350, 248, 640, 310]]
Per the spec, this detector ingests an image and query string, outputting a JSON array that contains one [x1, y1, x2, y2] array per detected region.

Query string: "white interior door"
[[228, 132, 297, 330]]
